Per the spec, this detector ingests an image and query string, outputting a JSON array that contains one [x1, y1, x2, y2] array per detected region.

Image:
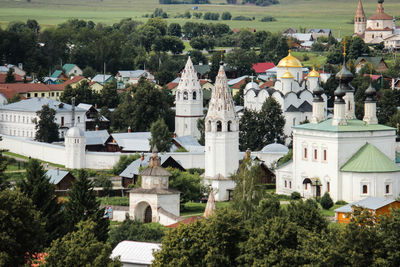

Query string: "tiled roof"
[[335, 197, 397, 213], [0, 73, 26, 83], [165, 82, 178, 90], [0, 83, 62, 93], [341, 143, 400, 173], [260, 81, 274, 89], [252, 62, 275, 73], [368, 12, 393, 20], [294, 119, 395, 133]]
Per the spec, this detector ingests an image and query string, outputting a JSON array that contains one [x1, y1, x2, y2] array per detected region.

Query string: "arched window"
[[183, 91, 188, 100], [193, 91, 197, 100], [386, 184, 390, 194], [227, 121, 232, 132], [217, 121, 222, 132], [177, 92, 181, 100], [362, 185, 368, 194]]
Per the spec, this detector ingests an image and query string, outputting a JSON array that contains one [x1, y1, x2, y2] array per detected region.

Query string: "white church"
[[243, 50, 327, 138], [275, 58, 400, 203]]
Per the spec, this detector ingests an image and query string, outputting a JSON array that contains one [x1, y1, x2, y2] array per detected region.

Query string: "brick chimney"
[[245, 149, 251, 159], [128, 126, 131, 133], [95, 125, 99, 131]]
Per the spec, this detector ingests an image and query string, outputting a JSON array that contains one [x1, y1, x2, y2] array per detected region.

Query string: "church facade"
[[244, 51, 327, 139], [354, 0, 400, 49], [275, 59, 400, 203]]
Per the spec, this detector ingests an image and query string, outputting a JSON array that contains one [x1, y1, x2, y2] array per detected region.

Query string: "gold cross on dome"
[[342, 37, 347, 57]]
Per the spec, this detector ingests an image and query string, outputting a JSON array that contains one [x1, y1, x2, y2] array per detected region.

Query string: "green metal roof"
[[62, 63, 76, 73], [341, 143, 400, 173], [194, 65, 210, 76], [51, 70, 63, 78], [355, 57, 385, 69], [293, 119, 395, 133]]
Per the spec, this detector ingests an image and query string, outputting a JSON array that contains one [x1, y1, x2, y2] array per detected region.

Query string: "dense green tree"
[[60, 80, 99, 105], [65, 170, 109, 242], [108, 217, 165, 248], [209, 52, 223, 82], [221, 11, 232, 20], [18, 159, 66, 246], [260, 34, 289, 64], [320, 192, 334, 210], [378, 89, 397, 125], [237, 30, 256, 49], [168, 23, 181, 37], [0, 189, 44, 266], [286, 199, 328, 233], [44, 219, 122, 267], [150, 117, 172, 152], [348, 36, 369, 60], [112, 78, 174, 131], [152, 208, 246, 266], [190, 36, 215, 51], [35, 104, 59, 143], [82, 66, 96, 78], [231, 157, 265, 220], [92, 175, 113, 196], [239, 108, 262, 151], [5, 68, 15, 83], [225, 48, 257, 76], [99, 80, 119, 108], [189, 50, 208, 65], [167, 168, 206, 208], [379, 208, 400, 265], [0, 146, 9, 191]]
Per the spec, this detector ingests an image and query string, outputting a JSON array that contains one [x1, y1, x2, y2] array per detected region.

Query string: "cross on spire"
[[342, 37, 347, 57]]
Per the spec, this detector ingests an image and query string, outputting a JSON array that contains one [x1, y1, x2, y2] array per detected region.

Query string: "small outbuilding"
[[111, 240, 160, 267], [45, 169, 75, 193]]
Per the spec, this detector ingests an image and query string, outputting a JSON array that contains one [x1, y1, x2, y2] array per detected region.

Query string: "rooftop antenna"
[[71, 97, 75, 127]]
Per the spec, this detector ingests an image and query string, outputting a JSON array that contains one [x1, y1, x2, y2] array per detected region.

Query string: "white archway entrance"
[[134, 201, 153, 223]]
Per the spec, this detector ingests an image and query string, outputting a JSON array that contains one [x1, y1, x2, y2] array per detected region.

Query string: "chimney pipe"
[[95, 125, 99, 131], [245, 149, 251, 159], [128, 126, 131, 133]]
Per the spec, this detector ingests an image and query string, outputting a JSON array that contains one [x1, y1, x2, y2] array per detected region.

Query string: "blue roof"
[[62, 64, 77, 73], [335, 197, 397, 213], [45, 169, 70, 184], [51, 70, 63, 78]]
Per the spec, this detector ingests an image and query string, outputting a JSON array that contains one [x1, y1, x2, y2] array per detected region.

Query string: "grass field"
[[0, 0, 399, 36]]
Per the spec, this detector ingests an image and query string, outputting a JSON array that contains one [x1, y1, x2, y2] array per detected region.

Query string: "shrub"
[[260, 16, 276, 22], [335, 200, 348, 205], [291, 191, 301, 200], [232, 16, 252, 21], [320, 192, 334, 210], [221, 12, 232, 20]]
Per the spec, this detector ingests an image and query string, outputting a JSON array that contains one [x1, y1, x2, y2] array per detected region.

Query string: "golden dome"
[[308, 67, 320, 78], [281, 70, 295, 79], [277, 50, 303, 68]]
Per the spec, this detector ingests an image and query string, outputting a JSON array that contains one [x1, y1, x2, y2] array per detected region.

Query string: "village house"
[[355, 56, 388, 73], [62, 64, 83, 77], [45, 169, 76, 193]]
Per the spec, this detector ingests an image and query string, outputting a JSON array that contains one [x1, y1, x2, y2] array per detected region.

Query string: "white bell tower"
[[175, 56, 203, 139], [204, 63, 239, 201]]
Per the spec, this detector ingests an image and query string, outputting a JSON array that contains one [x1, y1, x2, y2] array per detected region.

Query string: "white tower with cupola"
[[175, 56, 203, 139], [204, 63, 239, 201]]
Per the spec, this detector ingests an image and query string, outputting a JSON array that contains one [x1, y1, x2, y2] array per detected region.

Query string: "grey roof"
[[0, 98, 85, 113], [118, 70, 151, 79], [45, 169, 70, 185], [173, 135, 203, 152], [85, 130, 110, 146], [111, 132, 151, 152], [120, 154, 181, 178], [307, 29, 331, 34], [0, 66, 9, 72], [140, 166, 171, 176], [129, 187, 180, 195], [77, 103, 94, 111], [285, 101, 312, 113], [335, 197, 397, 213], [228, 75, 248, 86], [92, 74, 113, 83], [261, 142, 289, 154], [111, 241, 161, 265]]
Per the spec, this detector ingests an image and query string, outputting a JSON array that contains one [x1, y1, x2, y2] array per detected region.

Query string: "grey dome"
[[261, 142, 289, 154], [66, 127, 84, 138], [245, 81, 259, 91]]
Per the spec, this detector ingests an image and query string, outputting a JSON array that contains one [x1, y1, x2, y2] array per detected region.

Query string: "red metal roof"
[[260, 80, 274, 89], [0, 73, 27, 83], [252, 62, 275, 73], [165, 82, 178, 90], [166, 216, 203, 228]]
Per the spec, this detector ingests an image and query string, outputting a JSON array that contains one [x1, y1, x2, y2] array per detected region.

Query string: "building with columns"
[[175, 57, 204, 140], [204, 63, 239, 201], [275, 59, 400, 203], [244, 51, 327, 139], [354, 0, 400, 48]]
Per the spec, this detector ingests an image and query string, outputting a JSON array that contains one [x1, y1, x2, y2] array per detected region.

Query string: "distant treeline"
[[227, 0, 279, 6], [159, 0, 210, 4]]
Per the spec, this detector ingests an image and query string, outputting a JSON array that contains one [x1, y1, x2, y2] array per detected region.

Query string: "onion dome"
[[313, 84, 324, 102], [277, 50, 302, 68], [281, 70, 295, 79], [334, 84, 346, 104], [335, 62, 353, 83], [308, 67, 320, 78], [365, 83, 377, 102]]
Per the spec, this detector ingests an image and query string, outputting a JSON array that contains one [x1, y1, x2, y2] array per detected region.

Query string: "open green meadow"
[[0, 0, 399, 35]]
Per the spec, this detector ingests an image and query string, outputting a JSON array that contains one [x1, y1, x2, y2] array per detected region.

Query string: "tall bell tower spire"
[[175, 56, 204, 139], [354, 0, 366, 36], [204, 62, 239, 201]]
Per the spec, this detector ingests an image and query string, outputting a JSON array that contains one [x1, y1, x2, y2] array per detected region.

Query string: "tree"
[[320, 192, 334, 210], [18, 159, 66, 246], [221, 12, 232, 20], [378, 89, 397, 125], [260, 34, 289, 64], [65, 170, 109, 242], [258, 98, 286, 144], [348, 36, 369, 60], [152, 208, 246, 266], [99, 80, 120, 108], [150, 117, 172, 152], [286, 199, 328, 233], [231, 157, 265, 220], [225, 48, 257, 76], [0, 147, 8, 191], [0, 189, 44, 266], [44, 219, 122, 267], [239, 108, 261, 151], [168, 23, 182, 37], [108, 217, 165, 248], [93, 175, 113, 196], [5, 68, 15, 83], [237, 30, 256, 50], [35, 104, 59, 143], [167, 168, 206, 208], [379, 208, 400, 265], [60, 80, 99, 106], [82, 66, 96, 78]]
